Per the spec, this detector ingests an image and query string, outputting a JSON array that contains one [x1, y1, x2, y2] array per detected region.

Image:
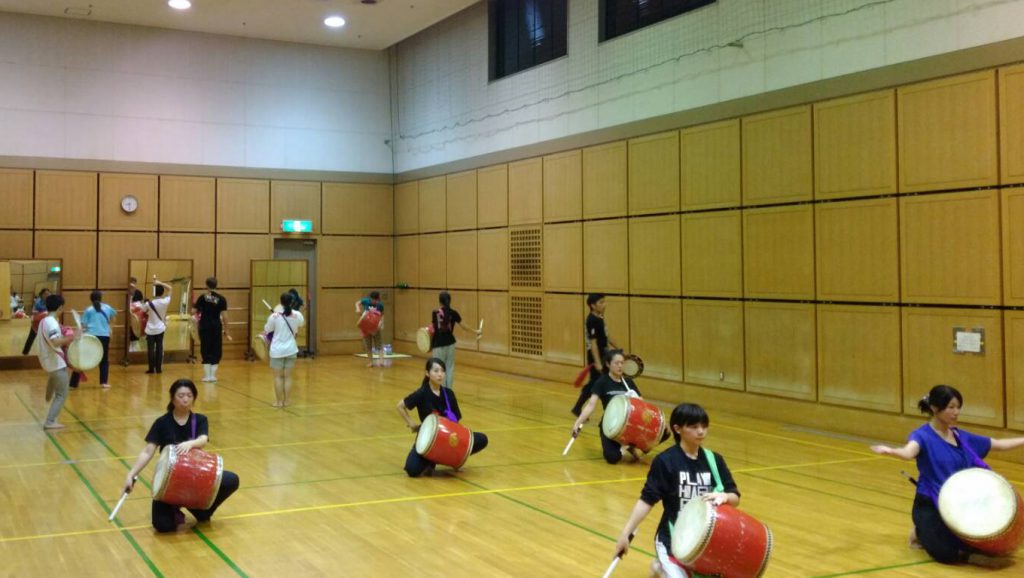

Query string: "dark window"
[[490, 0, 568, 81], [600, 0, 716, 42]]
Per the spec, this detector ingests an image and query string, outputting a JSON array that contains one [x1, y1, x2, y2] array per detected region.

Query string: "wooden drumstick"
[[108, 477, 136, 522], [261, 299, 274, 312], [601, 533, 635, 578], [562, 425, 582, 456], [71, 309, 82, 332], [477, 318, 484, 339]]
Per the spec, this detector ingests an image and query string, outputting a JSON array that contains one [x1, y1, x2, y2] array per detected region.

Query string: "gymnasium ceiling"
[[0, 0, 477, 50]]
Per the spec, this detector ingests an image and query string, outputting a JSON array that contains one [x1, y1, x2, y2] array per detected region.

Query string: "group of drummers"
[[32, 284, 1024, 576]]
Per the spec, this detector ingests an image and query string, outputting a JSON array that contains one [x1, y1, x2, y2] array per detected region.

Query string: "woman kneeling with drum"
[[871, 385, 1024, 566], [396, 358, 488, 477], [122, 379, 240, 532]]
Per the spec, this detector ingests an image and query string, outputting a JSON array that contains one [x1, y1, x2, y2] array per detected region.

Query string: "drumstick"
[[900, 470, 919, 487], [108, 477, 137, 522], [477, 318, 484, 339], [71, 309, 82, 332], [601, 533, 635, 578], [562, 425, 582, 456], [261, 299, 274, 312]]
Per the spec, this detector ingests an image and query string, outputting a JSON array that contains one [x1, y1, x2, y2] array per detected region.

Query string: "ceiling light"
[[324, 15, 346, 28], [168, 0, 192, 10]]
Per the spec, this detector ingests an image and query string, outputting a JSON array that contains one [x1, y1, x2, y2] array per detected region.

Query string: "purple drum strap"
[[952, 428, 989, 470], [442, 388, 459, 423], [191, 413, 196, 440]]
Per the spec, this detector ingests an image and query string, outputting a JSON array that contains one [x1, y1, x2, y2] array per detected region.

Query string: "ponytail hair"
[[90, 290, 103, 313], [280, 292, 294, 317], [918, 384, 963, 416]]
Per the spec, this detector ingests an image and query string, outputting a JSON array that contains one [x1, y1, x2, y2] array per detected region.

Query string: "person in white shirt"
[[264, 292, 305, 408], [142, 277, 172, 374], [37, 294, 76, 430]]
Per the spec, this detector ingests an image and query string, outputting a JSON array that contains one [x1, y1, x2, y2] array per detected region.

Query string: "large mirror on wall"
[[126, 260, 193, 362], [250, 260, 309, 358], [0, 259, 62, 358]]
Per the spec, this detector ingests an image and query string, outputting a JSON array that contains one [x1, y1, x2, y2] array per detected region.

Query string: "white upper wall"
[[392, 0, 1024, 173], [0, 12, 393, 174]]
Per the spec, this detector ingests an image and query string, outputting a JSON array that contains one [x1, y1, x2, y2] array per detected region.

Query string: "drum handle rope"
[[601, 532, 635, 578]]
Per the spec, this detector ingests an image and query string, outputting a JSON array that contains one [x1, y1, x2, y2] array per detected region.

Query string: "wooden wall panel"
[[395, 235, 419, 288], [629, 215, 681, 296], [0, 169, 33, 229], [1000, 64, 1024, 184], [35, 231, 96, 289], [543, 293, 583, 365], [478, 291, 510, 355], [629, 297, 682, 381], [901, 307, 1003, 427], [218, 288, 250, 348], [99, 173, 158, 231], [477, 229, 508, 290], [628, 131, 680, 215], [318, 288, 364, 342], [0, 231, 34, 259], [900, 190, 1001, 305], [898, 70, 998, 192], [508, 158, 543, 225], [418, 289, 440, 333], [394, 289, 420, 343], [35, 170, 97, 230], [418, 176, 446, 233], [270, 180, 321, 234], [214, 234, 270, 288], [543, 150, 582, 223], [217, 179, 269, 233], [446, 171, 477, 231], [159, 233, 215, 284], [1005, 311, 1024, 430], [319, 236, 393, 288], [418, 233, 446, 288], [815, 198, 899, 302], [543, 223, 582, 292], [160, 176, 215, 232], [1004, 188, 1024, 306], [743, 205, 815, 300], [814, 90, 897, 199], [745, 302, 817, 400], [322, 182, 393, 235], [742, 106, 813, 205], [584, 219, 629, 294], [446, 231, 478, 290], [477, 165, 508, 228], [97, 232, 158, 288], [582, 141, 628, 219], [817, 304, 901, 412], [680, 120, 741, 210], [395, 181, 419, 234], [681, 210, 742, 297], [683, 299, 744, 390], [603, 295, 630, 354]]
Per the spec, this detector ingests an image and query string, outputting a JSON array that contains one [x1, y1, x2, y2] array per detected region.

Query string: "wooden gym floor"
[[1, 356, 1020, 577]]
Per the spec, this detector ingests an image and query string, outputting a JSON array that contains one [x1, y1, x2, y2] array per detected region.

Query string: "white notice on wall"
[[954, 330, 983, 353]]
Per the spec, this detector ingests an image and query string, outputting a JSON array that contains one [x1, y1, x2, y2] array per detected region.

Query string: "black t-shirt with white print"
[[591, 373, 641, 410], [640, 444, 740, 546]]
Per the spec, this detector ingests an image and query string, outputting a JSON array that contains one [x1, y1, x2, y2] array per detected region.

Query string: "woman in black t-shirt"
[[122, 379, 240, 532], [429, 291, 481, 389], [613, 403, 741, 578], [192, 277, 229, 383], [396, 357, 489, 477]]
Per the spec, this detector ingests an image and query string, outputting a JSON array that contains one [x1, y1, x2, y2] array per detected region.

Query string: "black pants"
[[600, 422, 624, 464], [405, 432, 489, 477], [146, 333, 165, 372], [152, 470, 240, 532], [912, 493, 967, 564], [70, 336, 110, 387], [22, 328, 38, 355], [571, 366, 603, 416], [199, 326, 223, 364]]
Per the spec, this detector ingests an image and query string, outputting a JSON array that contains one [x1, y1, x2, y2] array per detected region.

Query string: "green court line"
[[811, 559, 934, 577], [740, 470, 909, 515], [211, 383, 301, 417], [14, 393, 164, 578], [62, 404, 248, 577]]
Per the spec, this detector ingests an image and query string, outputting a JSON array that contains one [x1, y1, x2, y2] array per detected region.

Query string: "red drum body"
[[601, 395, 667, 453], [415, 414, 474, 469], [129, 303, 147, 339], [938, 467, 1024, 556], [152, 446, 224, 510], [359, 309, 382, 337], [671, 500, 773, 578], [31, 311, 47, 331]]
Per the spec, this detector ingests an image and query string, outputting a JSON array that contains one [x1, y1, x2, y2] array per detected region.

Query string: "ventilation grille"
[[510, 294, 543, 357], [510, 226, 542, 289]]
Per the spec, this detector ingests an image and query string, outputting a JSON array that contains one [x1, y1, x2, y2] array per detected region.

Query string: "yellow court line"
[[715, 423, 877, 457]]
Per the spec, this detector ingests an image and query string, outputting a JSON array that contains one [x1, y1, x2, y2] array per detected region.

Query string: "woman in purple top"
[[870, 385, 1024, 566]]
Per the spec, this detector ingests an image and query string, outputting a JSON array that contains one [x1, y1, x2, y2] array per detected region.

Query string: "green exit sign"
[[281, 220, 313, 233], [50, 266, 62, 272]]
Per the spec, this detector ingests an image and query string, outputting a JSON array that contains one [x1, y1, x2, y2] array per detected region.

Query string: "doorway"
[[274, 238, 317, 356]]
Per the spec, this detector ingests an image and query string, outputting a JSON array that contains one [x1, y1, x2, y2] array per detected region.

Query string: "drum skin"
[[938, 468, 1024, 556], [622, 354, 644, 378], [252, 334, 269, 361], [67, 334, 103, 371], [601, 395, 667, 453], [152, 445, 224, 510], [415, 414, 474, 469], [671, 500, 773, 578], [416, 326, 434, 353], [358, 309, 382, 337]]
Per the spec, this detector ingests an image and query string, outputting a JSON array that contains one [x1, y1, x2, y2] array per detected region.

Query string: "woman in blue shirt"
[[70, 290, 116, 389], [871, 385, 1024, 566]]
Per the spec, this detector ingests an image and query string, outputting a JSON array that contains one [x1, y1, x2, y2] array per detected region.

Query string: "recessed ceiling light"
[[324, 15, 346, 28], [168, 0, 192, 10]]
